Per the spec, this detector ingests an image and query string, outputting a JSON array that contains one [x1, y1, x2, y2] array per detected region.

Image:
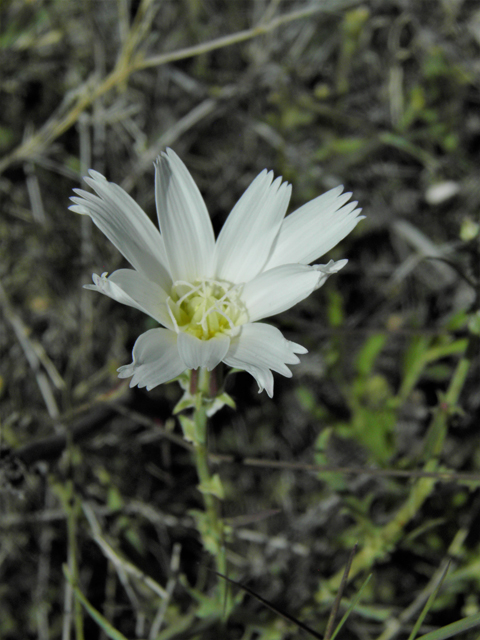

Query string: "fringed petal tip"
[[223, 323, 307, 398], [117, 363, 132, 376], [117, 366, 152, 390], [86, 272, 130, 303], [251, 338, 308, 397], [69, 170, 171, 289], [117, 369, 156, 391], [312, 259, 348, 290], [256, 369, 275, 398], [154, 147, 185, 170], [82, 272, 108, 292], [115, 329, 186, 391], [154, 149, 168, 166], [264, 188, 365, 270], [117, 364, 136, 386], [235, 364, 274, 398], [213, 169, 291, 283], [314, 258, 349, 274]]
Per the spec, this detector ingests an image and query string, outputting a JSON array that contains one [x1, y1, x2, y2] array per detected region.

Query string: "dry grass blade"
[[214, 571, 323, 639], [0, 281, 64, 418], [324, 544, 358, 640], [83, 503, 168, 600], [0, 0, 359, 175]]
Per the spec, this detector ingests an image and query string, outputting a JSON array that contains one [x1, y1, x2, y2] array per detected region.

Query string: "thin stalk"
[[66, 484, 84, 640], [422, 333, 478, 460], [61, 421, 84, 640], [191, 368, 229, 610]]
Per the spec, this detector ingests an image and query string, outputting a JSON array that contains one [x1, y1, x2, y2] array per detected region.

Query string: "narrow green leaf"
[[415, 611, 480, 640], [329, 574, 372, 640], [198, 473, 225, 499], [425, 338, 468, 363], [407, 561, 450, 640], [178, 414, 196, 443], [355, 334, 387, 376], [63, 565, 129, 640]]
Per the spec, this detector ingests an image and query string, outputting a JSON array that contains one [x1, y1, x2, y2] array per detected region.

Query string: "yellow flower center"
[[167, 279, 247, 340]]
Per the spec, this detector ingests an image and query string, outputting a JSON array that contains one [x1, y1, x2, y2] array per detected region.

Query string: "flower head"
[[70, 149, 363, 397]]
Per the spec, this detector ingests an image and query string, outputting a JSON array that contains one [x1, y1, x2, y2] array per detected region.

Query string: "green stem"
[[190, 369, 229, 606], [66, 483, 85, 640], [422, 334, 477, 460], [59, 422, 84, 640]]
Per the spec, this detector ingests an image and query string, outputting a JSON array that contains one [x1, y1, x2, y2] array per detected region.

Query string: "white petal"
[[117, 329, 185, 390], [70, 171, 172, 290], [85, 269, 174, 329], [236, 364, 274, 398], [242, 264, 323, 323], [177, 332, 230, 371], [264, 186, 364, 269], [312, 259, 348, 289], [214, 170, 292, 283], [223, 323, 307, 397], [155, 149, 215, 282]]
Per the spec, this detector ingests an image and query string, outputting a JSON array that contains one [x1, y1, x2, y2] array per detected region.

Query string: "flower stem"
[[189, 368, 229, 608]]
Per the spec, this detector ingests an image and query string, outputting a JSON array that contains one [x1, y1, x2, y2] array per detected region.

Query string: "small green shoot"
[[328, 574, 372, 640], [407, 561, 451, 640]]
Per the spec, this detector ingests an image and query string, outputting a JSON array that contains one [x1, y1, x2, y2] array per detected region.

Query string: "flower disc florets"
[[167, 279, 247, 340]]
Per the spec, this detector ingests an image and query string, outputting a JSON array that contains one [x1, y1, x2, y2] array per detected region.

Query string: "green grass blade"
[[407, 561, 450, 640], [329, 573, 372, 640], [415, 611, 480, 640], [63, 565, 129, 640]]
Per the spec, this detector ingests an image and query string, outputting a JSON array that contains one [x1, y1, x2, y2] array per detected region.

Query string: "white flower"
[[70, 149, 363, 397]]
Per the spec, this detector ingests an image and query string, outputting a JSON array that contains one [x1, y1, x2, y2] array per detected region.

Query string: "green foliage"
[[64, 566, 130, 640], [416, 611, 480, 640], [314, 427, 349, 491], [336, 8, 371, 94], [319, 331, 398, 465], [197, 473, 225, 499]]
